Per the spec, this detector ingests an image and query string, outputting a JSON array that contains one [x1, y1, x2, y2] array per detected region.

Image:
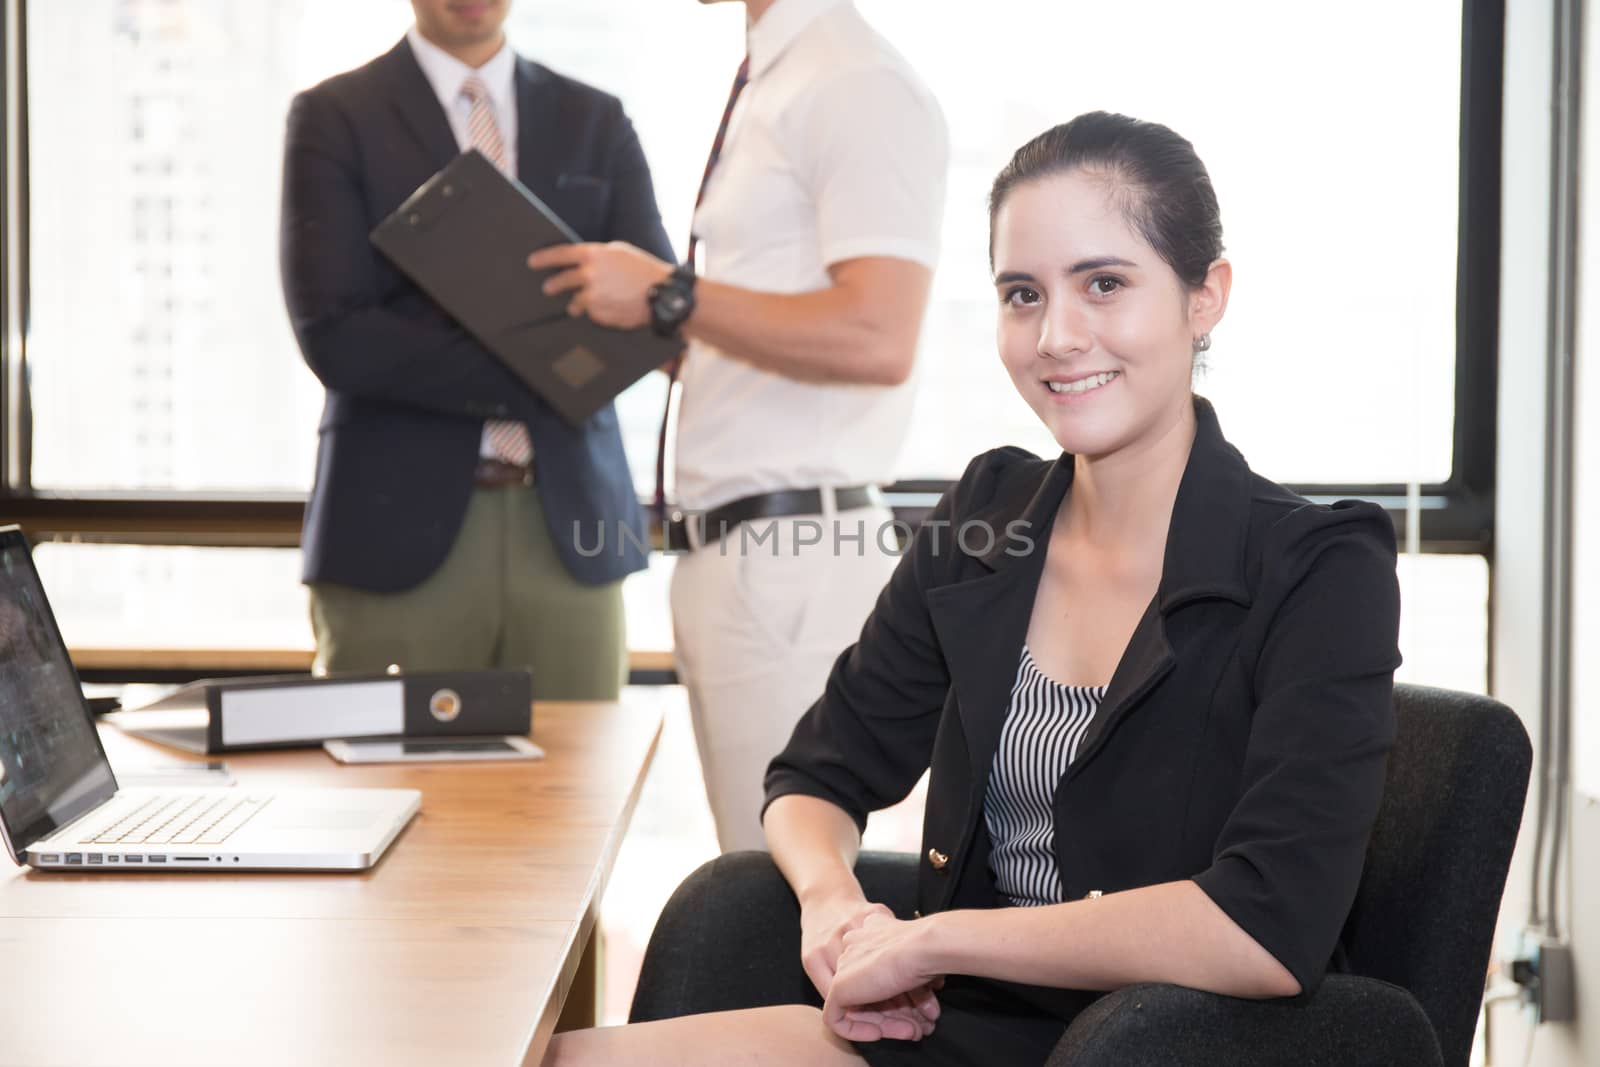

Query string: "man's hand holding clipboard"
[[370, 149, 682, 427]]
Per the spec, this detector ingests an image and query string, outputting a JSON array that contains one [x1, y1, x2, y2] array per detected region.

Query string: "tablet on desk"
[[324, 736, 544, 764]]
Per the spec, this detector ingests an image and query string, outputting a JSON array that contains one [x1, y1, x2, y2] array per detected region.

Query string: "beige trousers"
[[670, 505, 900, 852]]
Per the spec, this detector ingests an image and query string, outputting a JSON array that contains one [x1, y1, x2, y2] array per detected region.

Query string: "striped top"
[[984, 645, 1105, 907]]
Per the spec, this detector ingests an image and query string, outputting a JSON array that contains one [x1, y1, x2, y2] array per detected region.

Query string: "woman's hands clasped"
[[767, 793, 946, 1045], [803, 895, 945, 1043], [798, 889, 889, 997]]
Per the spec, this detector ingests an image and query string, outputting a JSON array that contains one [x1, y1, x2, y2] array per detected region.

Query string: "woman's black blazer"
[[765, 396, 1401, 1007]]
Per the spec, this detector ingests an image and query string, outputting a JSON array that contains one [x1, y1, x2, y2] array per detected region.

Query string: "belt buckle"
[[829, 484, 874, 513], [475, 458, 532, 489]]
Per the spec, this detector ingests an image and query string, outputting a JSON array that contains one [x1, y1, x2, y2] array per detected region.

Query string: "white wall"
[[1487, 0, 1593, 1063]]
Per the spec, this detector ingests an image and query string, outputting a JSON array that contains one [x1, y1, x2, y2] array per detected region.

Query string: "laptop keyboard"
[[79, 793, 271, 846]]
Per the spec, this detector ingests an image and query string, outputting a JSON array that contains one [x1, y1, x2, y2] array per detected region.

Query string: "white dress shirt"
[[406, 26, 520, 462], [674, 0, 949, 512], [406, 25, 518, 172]]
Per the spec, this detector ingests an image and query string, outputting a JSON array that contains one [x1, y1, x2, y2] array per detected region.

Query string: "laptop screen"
[[0, 529, 117, 858]]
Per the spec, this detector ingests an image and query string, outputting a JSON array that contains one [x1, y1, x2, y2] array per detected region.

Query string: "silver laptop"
[[0, 526, 420, 872]]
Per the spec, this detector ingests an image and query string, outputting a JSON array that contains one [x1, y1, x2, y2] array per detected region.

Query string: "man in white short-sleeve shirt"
[[531, 0, 948, 851]]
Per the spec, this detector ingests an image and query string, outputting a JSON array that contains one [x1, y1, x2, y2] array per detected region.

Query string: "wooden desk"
[[0, 701, 662, 1066]]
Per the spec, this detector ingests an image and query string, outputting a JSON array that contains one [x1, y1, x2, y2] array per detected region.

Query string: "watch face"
[[651, 272, 695, 335]]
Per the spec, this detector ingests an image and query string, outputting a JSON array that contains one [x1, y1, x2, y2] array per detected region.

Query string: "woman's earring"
[[1193, 333, 1212, 353]]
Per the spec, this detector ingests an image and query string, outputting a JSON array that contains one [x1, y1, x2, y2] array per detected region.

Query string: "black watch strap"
[[648, 264, 698, 338]]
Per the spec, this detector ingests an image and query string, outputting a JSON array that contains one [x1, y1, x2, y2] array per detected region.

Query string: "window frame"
[[0, 0, 1501, 559]]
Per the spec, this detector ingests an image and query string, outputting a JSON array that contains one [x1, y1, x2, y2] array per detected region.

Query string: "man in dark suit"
[[280, 0, 672, 697]]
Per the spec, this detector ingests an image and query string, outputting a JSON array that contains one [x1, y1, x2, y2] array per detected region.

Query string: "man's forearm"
[[529, 245, 932, 384], [684, 276, 919, 387], [922, 880, 1301, 999]]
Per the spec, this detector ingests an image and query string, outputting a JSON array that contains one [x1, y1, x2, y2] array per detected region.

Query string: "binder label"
[[220, 681, 404, 746]]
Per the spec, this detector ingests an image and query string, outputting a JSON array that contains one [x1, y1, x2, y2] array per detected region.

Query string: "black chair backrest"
[[1340, 684, 1531, 1067]]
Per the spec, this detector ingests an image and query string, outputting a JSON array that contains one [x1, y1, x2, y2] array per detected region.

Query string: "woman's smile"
[[1042, 370, 1120, 400]]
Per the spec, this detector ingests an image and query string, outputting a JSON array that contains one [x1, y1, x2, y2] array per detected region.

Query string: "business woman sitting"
[[544, 110, 1401, 1066]]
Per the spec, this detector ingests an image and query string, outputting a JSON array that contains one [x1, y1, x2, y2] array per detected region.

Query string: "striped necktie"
[[653, 57, 752, 523], [461, 75, 533, 468]]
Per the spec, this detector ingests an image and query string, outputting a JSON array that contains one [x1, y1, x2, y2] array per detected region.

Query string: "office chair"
[[630, 684, 1531, 1067]]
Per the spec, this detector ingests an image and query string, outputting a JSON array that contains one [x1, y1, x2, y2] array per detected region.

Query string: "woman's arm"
[[822, 882, 1295, 1039], [767, 794, 940, 1041], [765, 794, 876, 996], [926, 881, 1298, 996], [765, 793, 864, 907]]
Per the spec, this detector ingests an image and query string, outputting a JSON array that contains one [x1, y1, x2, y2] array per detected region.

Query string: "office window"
[[33, 543, 309, 651], [19, 0, 1480, 636], [534, 0, 1469, 493], [864, 2, 1462, 487], [23, 0, 743, 494], [21, 0, 1482, 650], [24, 0, 1460, 497], [35, 541, 676, 665]]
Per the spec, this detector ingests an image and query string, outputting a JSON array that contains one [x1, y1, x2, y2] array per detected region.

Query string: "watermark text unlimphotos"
[[570, 517, 1036, 559]]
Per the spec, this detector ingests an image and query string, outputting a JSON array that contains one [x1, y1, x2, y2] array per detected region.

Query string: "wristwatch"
[[648, 264, 698, 338]]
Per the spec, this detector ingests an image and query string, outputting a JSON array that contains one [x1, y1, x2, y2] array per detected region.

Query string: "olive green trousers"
[[309, 486, 626, 700]]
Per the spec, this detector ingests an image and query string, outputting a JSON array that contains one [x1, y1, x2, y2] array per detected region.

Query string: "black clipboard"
[[370, 149, 682, 427]]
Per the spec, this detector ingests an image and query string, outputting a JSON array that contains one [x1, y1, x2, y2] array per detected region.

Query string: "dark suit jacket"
[[765, 396, 1402, 1011], [281, 38, 673, 591]]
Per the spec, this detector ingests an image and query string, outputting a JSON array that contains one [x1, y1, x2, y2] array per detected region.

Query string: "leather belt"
[[666, 484, 884, 552], [473, 457, 534, 489]]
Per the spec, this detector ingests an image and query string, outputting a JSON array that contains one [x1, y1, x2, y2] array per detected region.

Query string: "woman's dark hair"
[[988, 111, 1223, 289]]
